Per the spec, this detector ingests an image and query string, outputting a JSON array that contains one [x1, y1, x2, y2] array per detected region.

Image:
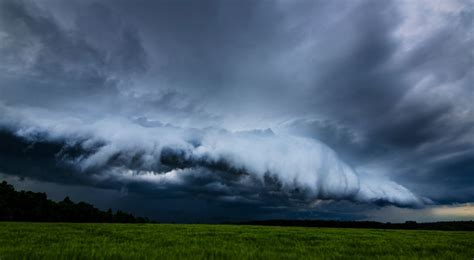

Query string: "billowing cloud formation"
[[0, 0, 472, 221], [0, 106, 423, 208]]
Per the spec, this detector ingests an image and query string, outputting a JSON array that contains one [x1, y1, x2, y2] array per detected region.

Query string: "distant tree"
[[241, 219, 474, 231], [0, 180, 153, 223]]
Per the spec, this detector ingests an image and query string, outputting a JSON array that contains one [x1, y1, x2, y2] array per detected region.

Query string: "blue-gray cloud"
[[0, 0, 472, 222]]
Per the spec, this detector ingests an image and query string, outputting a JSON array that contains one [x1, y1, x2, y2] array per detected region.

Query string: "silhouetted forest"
[[2, 180, 473, 229], [0, 181, 153, 223], [239, 219, 474, 231]]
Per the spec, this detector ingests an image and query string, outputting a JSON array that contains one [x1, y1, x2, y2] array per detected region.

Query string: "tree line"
[[239, 219, 474, 231], [0, 180, 153, 223]]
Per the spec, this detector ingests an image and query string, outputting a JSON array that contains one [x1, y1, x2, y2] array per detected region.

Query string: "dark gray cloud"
[[0, 0, 472, 222], [0, 0, 115, 103]]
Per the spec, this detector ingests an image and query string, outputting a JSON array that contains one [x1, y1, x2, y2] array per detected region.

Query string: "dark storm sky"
[[0, 0, 473, 222]]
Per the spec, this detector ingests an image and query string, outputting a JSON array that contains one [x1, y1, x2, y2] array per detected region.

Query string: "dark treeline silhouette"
[[0, 181, 153, 223], [2, 179, 473, 229], [239, 219, 474, 231]]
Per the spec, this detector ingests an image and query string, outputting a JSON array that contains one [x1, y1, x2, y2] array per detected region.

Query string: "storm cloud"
[[0, 0, 472, 221]]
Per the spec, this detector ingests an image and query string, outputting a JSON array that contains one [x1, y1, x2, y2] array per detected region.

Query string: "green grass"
[[0, 222, 473, 259]]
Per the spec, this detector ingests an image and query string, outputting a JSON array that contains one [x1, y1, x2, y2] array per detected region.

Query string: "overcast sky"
[[0, 0, 473, 222]]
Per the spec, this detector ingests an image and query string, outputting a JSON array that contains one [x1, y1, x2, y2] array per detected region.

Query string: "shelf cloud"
[[0, 0, 472, 221], [0, 107, 424, 208]]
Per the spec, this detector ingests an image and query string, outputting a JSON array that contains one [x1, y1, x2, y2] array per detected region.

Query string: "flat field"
[[0, 222, 472, 259]]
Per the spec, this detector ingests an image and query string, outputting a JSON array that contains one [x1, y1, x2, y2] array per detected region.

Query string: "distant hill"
[[0, 180, 153, 223], [239, 219, 474, 231]]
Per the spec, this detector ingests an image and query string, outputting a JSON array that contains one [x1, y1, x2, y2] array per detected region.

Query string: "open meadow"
[[0, 222, 473, 259]]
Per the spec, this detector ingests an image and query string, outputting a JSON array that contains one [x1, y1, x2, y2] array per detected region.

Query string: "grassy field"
[[0, 222, 473, 259]]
